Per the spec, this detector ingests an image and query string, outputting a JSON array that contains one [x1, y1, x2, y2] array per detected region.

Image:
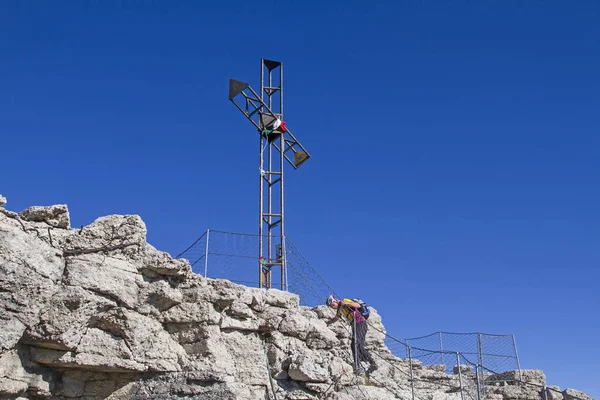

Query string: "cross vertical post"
[[259, 59, 285, 290], [229, 58, 311, 290]]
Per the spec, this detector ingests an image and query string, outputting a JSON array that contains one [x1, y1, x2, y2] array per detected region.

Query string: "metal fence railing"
[[400, 331, 521, 376], [174, 230, 561, 400], [175, 229, 336, 305]]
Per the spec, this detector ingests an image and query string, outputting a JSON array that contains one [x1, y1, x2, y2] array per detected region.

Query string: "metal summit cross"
[[229, 59, 310, 291]]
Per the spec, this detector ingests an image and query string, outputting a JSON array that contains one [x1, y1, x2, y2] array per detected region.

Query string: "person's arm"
[[326, 306, 342, 325], [343, 300, 362, 320], [345, 300, 361, 309]]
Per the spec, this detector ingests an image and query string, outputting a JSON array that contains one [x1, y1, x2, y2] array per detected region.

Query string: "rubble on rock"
[[0, 201, 595, 399]]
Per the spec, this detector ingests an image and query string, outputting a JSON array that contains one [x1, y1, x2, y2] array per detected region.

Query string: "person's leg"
[[351, 319, 359, 374], [356, 322, 377, 372]]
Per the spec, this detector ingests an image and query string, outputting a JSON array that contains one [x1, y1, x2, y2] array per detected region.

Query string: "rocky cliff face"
[[0, 197, 594, 400]]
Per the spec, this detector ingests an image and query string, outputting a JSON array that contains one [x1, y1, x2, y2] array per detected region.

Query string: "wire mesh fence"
[[401, 331, 520, 376], [176, 229, 529, 400], [176, 229, 336, 306]]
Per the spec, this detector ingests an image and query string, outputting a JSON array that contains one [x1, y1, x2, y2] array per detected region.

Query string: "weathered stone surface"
[[25, 286, 117, 350], [0, 194, 6, 207], [258, 306, 287, 333], [65, 253, 142, 308], [160, 301, 221, 324], [220, 314, 260, 331], [425, 364, 447, 372], [0, 351, 30, 396], [279, 310, 311, 339], [226, 300, 254, 319], [94, 307, 186, 371], [454, 364, 473, 374], [30, 347, 146, 372], [546, 386, 564, 400], [563, 388, 594, 400], [418, 367, 456, 381], [0, 211, 65, 351], [287, 353, 328, 382], [488, 370, 546, 386], [1, 318, 27, 352], [488, 383, 545, 400], [0, 199, 592, 400], [19, 204, 70, 228], [276, 379, 319, 400], [305, 319, 339, 350], [138, 280, 183, 314], [265, 288, 300, 308]]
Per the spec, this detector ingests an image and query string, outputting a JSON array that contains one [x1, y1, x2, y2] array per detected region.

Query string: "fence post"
[[439, 332, 444, 365], [204, 229, 210, 278], [512, 335, 523, 382], [408, 346, 415, 400], [477, 333, 484, 370], [456, 353, 464, 400], [475, 364, 482, 400], [283, 235, 288, 292], [477, 333, 485, 396], [353, 319, 359, 375]]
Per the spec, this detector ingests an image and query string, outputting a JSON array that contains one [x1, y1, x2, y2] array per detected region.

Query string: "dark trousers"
[[351, 320, 374, 368]]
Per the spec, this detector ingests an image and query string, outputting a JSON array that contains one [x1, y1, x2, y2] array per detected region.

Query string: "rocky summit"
[[0, 196, 595, 400]]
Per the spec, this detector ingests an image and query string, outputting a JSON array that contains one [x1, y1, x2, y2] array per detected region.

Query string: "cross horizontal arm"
[[229, 81, 280, 133], [229, 79, 311, 169]]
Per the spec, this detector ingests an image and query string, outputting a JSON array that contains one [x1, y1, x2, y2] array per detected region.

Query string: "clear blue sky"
[[1, 1, 598, 396]]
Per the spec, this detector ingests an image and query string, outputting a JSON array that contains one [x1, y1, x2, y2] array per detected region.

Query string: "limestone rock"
[[487, 370, 546, 386], [64, 253, 142, 308], [139, 245, 191, 277], [138, 280, 183, 315], [563, 388, 594, 400], [418, 367, 456, 381], [0, 201, 592, 400], [62, 214, 145, 256], [226, 301, 254, 319], [160, 301, 221, 325], [279, 310, 311, 339], [425, 364, 447, 372], [306, 319, 339, 350], [287, 353, 328, 383], [0, 351, 30, 396], [454, 364, 473, 374], [30, 346, 146, 373], [276, 379, 319, 399], [265, 288, 300, 308], [0, 194, 6, 207], [489, 383, 544, 400], [258, 306, 287, 333], [364, 308, 388, 349], [25, 286, 117, 350], [93, 307, 186, 371], [0, 211, 65, 350], [220, 314, 260, 331], [546, 386, 564, 400], [19, 204, 70, 228]]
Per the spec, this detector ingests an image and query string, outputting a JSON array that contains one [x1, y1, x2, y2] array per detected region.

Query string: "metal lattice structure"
[[229, 59, 310, 291]]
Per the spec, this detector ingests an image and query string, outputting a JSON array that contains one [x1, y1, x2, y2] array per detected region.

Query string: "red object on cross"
[[279, 121, 287, 132]]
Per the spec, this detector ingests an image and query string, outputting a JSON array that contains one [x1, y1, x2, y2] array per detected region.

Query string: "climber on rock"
[[326, 295, 377, 376]]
